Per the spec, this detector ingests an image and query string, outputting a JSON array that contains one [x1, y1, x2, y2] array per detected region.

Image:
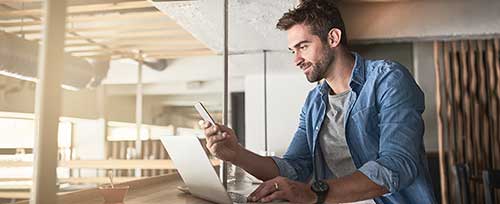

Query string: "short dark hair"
[[276, 0, 348, 46]]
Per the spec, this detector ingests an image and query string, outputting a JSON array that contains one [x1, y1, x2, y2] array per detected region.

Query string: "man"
[[200, 0, 436, 203]]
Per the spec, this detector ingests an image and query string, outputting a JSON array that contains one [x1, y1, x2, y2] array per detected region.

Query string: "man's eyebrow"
[[288, 40, 310, 50]]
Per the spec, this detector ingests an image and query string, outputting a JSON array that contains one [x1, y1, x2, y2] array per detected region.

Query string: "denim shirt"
[[272, 53, 437, 204]]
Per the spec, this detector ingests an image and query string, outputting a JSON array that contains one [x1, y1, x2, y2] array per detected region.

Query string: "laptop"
[[160, 135, 247, 204]]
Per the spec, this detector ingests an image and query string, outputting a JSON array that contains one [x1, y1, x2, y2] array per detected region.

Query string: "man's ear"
[[327, 28, 342, 48]]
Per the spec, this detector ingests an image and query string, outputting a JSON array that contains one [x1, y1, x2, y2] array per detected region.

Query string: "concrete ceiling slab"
[[152, 0, 296, 53]]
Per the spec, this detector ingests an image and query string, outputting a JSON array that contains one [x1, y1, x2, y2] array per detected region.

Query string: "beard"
[[305, 47, 335, 83]]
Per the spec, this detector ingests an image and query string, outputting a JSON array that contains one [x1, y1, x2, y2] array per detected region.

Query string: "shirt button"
[[315, 126, 319, 130]]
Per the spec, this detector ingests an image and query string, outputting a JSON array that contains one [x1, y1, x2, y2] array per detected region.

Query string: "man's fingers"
[[208, 140, 220, 153], [198, 120, 205, 128], [207, 138, 228, 153], [198, 120, 214, 129], [200, 122, 235, 141], [260, 191, 286, 203], [203, 123, 219, 137], [249, 181, 277, 202], [206, 132, 226, 145], [218, 125, 233, 134], [248, 182, 267, 201]]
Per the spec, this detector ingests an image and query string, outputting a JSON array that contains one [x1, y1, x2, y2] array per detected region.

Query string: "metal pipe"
[[264, 50, 268, 153], [220, 0, 228, 188]]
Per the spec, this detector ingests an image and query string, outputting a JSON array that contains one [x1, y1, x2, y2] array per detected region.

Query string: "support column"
[[135, 53, 144, 177], [31, 0, 67, 203], [97, 85, 108, 177]]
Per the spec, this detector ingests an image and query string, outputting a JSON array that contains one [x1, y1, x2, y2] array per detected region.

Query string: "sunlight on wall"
[[0, 117, 72, 149]]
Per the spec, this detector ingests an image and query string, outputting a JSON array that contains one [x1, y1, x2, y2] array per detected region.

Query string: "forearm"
[[232, 147, 280, 181], [325, 171, 389, 203]]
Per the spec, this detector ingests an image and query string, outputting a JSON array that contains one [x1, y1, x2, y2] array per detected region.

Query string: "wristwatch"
[[311, 180, 329, 204]]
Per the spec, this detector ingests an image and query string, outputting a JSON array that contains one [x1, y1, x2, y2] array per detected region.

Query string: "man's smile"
[[300, 62, 312, 73]]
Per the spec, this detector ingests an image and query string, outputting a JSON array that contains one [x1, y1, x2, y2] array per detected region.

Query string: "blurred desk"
[[15, 173, 273, 204], [0, 159, 220, 169], [0, 191, 30, 200], [2, 159, 220, 201]]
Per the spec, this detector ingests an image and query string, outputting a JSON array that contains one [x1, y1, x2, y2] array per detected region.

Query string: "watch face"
[[312, 180, 329, 192]]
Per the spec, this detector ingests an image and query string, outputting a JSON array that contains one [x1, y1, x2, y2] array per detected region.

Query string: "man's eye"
[[300, 45, 307, 50]]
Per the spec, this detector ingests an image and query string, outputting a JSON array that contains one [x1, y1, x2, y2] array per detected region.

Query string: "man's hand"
[[199, 120, 241, 162], [248, 176, 316, 203]]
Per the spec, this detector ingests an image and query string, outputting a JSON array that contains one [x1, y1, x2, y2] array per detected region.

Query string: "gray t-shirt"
[[318, 90, 376, 204]]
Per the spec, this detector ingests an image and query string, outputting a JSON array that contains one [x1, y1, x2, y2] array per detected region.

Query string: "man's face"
[[287, 24, 334, 83]]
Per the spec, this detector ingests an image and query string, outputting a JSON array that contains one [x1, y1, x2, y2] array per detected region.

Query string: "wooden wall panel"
[[435, 39, 500, 204]]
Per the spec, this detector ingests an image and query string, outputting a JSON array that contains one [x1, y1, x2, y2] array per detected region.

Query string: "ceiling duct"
[[0, 31, 109, 90], [143, 58, 168, 71], [87, 58, 110, 88]]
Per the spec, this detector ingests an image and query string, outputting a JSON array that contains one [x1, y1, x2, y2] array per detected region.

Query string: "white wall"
[[245, 74, 315, 156], [244, 74, 266, 154], [244, 51, 315, 156], [413, 42, 439, 152], [341, 0, 500, 43], [105, 95, 167, 125], [351, 43, 414, 73]]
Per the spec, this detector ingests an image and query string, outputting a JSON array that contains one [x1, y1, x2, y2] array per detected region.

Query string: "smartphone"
[[194, 102, 216, 126]]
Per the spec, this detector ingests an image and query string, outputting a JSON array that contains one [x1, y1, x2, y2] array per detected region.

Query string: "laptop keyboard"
[[228, 192, 247, 203]]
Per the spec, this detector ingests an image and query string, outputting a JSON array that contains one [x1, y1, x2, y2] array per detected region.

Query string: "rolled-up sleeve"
[[271, 156, 300, 180], [361, 65, 425, 193], [270, 98, 313, 183], [358, 161, 399, 193], [271, 144, 313, 183]]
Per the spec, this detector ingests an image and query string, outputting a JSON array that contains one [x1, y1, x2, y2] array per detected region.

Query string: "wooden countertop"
[[2, 159, 221, 201], [0, 159, 220, 169], [15, 173, 277, 204]]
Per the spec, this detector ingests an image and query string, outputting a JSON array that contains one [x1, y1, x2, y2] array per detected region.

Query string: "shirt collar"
[[319, 52, 366, 95], [348, 52, 366, 88]]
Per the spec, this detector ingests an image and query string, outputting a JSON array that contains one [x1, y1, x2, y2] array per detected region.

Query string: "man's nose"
[[294, 53, 304, 67]]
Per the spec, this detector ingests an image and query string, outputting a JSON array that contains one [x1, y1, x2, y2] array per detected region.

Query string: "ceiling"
[[150, 0, 427, 54], [152, 0, 294, 54], [0, 0, 215, 61], [2, 0, 497, 88]]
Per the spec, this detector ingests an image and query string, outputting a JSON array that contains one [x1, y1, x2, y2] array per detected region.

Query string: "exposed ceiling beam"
[[7, 22, 177, 34], [64, 36, 198, 46], [0, 0, 212, 61], [72, 48, 212, 56], [25, 29, 190, 40], [68, 43, 207, 52], [66, 44, 208, 53], [65, 40, 199, 48], [0, 1, 153, 18], [0, 0, 42, 2], [0, 12, 166, 27], [75, 48, 215, 59], [0, 1, 121, 62], [0, 0, 189, 3]]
